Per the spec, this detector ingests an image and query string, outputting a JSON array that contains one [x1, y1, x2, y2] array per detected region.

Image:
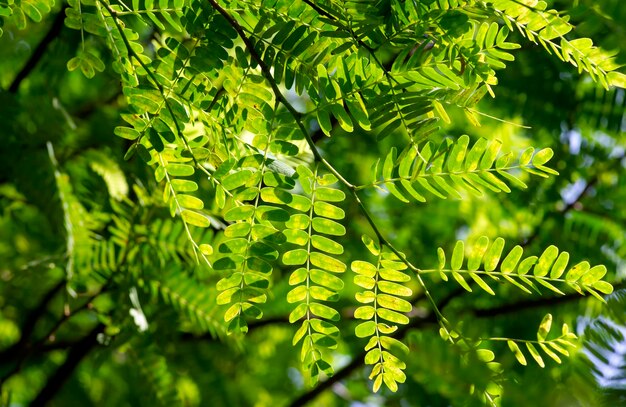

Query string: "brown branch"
[[8, 4, 68, 94]]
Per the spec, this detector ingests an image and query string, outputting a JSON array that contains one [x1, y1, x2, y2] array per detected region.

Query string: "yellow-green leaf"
[[181, 210, 210, 227], [508, 340, 527, 366]]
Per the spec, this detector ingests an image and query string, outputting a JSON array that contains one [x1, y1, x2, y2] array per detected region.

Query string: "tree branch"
[[8, 5, 68, 94], [0, 279, 64, 364], [29, 323, 104, 407], [0, 283, 109, 387]]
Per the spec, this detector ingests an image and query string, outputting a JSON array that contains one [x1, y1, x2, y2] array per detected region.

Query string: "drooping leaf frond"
[[285, 164, 347, 384]]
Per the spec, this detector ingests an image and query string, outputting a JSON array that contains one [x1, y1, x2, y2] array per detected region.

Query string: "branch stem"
[[8, 5, 68, 93]]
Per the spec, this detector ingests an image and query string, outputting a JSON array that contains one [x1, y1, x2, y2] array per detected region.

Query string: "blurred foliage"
[[0, 0, 625, 406]]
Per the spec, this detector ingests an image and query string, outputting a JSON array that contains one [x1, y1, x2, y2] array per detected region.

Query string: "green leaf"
[[536, 278, 565, 295], [476, 348, 495, 363], [309, 302, 340, 321], [532, 148, 554, 166], [317, 108, 333, 136], [290, 303, 308, 323], [352, 260, 377, 277], [345, 98, 371, 130], [592, 281, 613, 295], [465, 138, 488, 171], [166, 164, 194, 177], [315, 188, 345, 202], [508, 340, 527, 366], [379, 336, 409, 354], [362, 235, 381, 256], [377, 294, 412, 313], [501, 245, 524, 273], [311, 235, 343, 255], [379, 268, 411, 283], [452, 272, 472, 292], [479, 139, 501, 170], [199, 244, 213, 255], [355, 275, 375, 289], [177, 194, 203, 210], [526, 343, 545, 368], [437, 247, 446, 269], [171, 179, 198, 192], [451, 240, 464, 270], [377, 281, 412, 297], [355, 321, 377, 338], [550, 252, 569, 279], [469, 272, 495, 295], [607, 71, 626, 88], [222, 170, 253, 190], [313, 201, 344, 220], [283, 249, 308, 265], [354, 306, 375, 319], [539, 343, 562, 364], [129, 94, 160, 114], [519, 147, 534, 166], [287, 285, 307, 303], [115, 127, 141, 140], [311, 269, 344, 291], [181, 210, 210, 227], [580, 265, 607, 285], [518, 256, 538, 275], [537, 314, 552, 341], [483, 237, 504, 272], [224, 205, 255, 222], [329, 103, 354, 132], [565, 261, 590, 282], [310, 252, 346, 273], [310, 286, 337, 301], [467, 236, 489, 271], [311, 217, 346, 236]]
